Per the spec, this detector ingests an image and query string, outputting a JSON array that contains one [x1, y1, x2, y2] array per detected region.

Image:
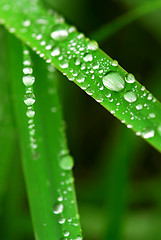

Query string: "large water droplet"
[[53, 203, 63, 214], [51, 25, 68, 41], [59, 155, 74, 170], [124, 91, 137, 103], [102, 72, 125, 92], [26, 110, 35, 118]]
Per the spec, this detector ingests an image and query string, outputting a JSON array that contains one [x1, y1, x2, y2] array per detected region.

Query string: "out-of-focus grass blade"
[[90, 0, 161, 43], [0, 26, 15, 213], [8, 34, 82, 240]]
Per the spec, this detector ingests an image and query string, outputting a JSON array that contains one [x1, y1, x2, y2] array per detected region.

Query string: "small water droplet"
[[59, 218, 65, 224], [24, 93, 35, 106], [51, 24, 68, 41], [23, 76, 35, 87], [83, 53, 93, 62], [60, 60, 69, 69], [53, 203, 63, 214], [124, 91, 137, 103], [111, 60, 118, 66], [125, 73, 135, 83], [102, 72, 125, 92], [51, 47, 60, 56], [63, 231, 70, 237], [87, 40, 98, 51], [136, 104, 142, 110], [142, 129, 155, 139], [26, 110, 35, 118], [59, 155, 74, 170]]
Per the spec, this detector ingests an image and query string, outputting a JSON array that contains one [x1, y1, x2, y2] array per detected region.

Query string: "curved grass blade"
[[8, 34, 82, 240], [90, 0, 161, 43], [1, 0, 161, 153]]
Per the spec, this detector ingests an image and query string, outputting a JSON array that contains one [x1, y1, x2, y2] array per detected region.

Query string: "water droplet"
[[51, 47, 60, 56], [142, 129, 155, 139], [59, 155, 74, 170], [24, 93, 35, 106], [76, 236, 82, 240], [124, 91, 137, 103], [59, 218, 65, 224], [63, 231, 70, 237], [87, 40, 98, 51], [23, 20, 31, 27], [111, 60, 118, 66], [125, 73, 135, 83], [157, 125, 161, 136], [23, 76, 35, 87], [26, 110, 35, 118], [149, 113, 156, 119], [83, 54, 93, 62], [136, 104, 142, 110], [53, 203, 63, 214], [102, 72, 125, 92], [76, 74, 85, 83], [51, 25, 68, 41], [23, 67, 33, 75], [60, 60, 69, 69]]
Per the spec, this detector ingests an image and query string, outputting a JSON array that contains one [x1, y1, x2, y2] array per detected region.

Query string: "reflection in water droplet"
[[102, 72, 125, 92], [124, 91, 137, 103]]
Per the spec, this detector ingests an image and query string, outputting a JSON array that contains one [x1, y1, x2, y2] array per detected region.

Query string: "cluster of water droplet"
[[4, 0, 161, 145], [22, 48, 38, 158]]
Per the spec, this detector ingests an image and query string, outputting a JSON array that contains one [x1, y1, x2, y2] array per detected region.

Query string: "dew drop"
[[111, 60, 118, 66], [60, 60, 69, 69], [142, 129, 155, 139], [125, 73, 135, 83], [87, 40, 98, 51], [51, 25, 68, 41], [23, 67, 33, 75], [59, 155, 74, 170], [24, 93, 35, 106], [53, 203, 63, 214], [136, 104, 142, 110], [102, 72, 125, 92], [23, 76, 35, 87], [26, 110, 35, 118], [83, 53, 93, 62], [124, 91, 137, 103], [63, 230, 70, 237], [51, 47, 60, 56], [59, 218, 65, 224]]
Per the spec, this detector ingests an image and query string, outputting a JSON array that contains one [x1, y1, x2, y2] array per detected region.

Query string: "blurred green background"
[[1, 0, 161, 239]]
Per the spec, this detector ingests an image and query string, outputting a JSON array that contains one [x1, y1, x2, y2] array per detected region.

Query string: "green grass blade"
[[90, 1, 161, 43], [8, 34, 82, 240], [0, 27, 15, 213], [1, 0, 161, 153]]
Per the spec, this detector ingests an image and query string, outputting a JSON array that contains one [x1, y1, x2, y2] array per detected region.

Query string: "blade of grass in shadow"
[[7, 33, 82, 240], [0, 26, 15, 214], [90, 0, 161, 43], [1, 0, 161, 152]]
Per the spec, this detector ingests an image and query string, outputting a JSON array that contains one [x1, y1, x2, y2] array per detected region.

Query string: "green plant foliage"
[[1, 0, 161, 152], [8, 34, 82, 240]]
